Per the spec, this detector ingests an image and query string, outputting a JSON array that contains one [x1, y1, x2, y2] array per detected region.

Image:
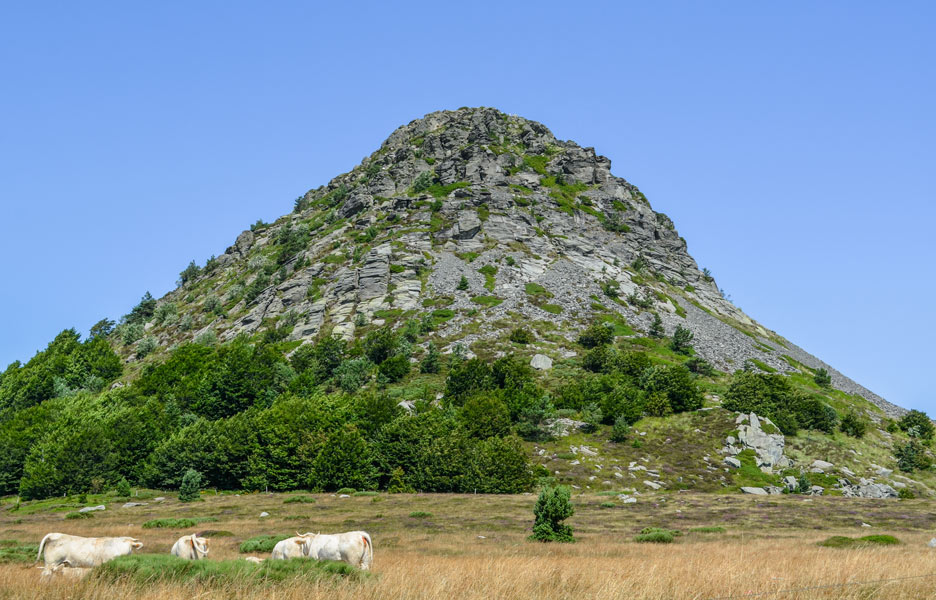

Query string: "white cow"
[[36, 533, 143, 568], [299, 531, 373, 570], [270, 534, 308, 560], [37, 561, 92, 582], [170, 534, 209, 560]]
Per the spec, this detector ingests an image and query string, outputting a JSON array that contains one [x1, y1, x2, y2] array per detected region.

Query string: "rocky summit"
[[159, 107, 898, 418]]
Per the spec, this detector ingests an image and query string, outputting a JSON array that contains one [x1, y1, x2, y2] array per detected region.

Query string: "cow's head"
[[126, 538, 143, 551], [293, 532, 318, 557], [191, 535, 209, 557]]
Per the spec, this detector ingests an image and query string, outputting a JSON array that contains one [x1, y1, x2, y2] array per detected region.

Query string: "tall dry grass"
[[4, 531, 936, 599]]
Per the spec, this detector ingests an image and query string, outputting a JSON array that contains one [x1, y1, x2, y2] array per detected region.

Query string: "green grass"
[[599, 502, 616, 509], [94, 554, 365, 585], [336, 487, 356, 494], [283, 495, 316, 504], [597, 313, 636, 336], [455, 251, 480, 263], [372, 309, 403, 320], [239, 534, 291, 553], [65, 511, 93, 520], [321, 253, 345, 264], [478, 264, 498, 291], [818, 535, 900, 548], [426, 181, 470, 198], [540, 303, 563, 314], [142, 517, 219, 529], [0, 540, 39, 564], [409, 511, 433, 518], [471, 295, 503, 308], [689, 526, 726, 534], [732, 449, 780, 489], [353, 491, 379, 497], [389, 264, 405, 274], [477, 204, 490, 222], [748, 359, 777, 373], [524, 282, 553, 298]]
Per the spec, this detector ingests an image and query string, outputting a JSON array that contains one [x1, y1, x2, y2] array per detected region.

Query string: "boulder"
[[811, 460, 834, 471], [724, 457, 741, 469], [741, 487, 768, 495], [643, 480, 662, 490], [78, 505, 105, 513], [121, 502, 148, 508], [929, 538, 936, 548], [736, 413, 789, 469], [259, 512, 270, 518], [530, 354, 553, 370]]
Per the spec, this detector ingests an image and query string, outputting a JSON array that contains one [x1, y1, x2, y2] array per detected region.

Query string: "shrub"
[[635, 527, 680, 543], [310, 425, 377, 492], [409, 511, 432, 518], [610, 416, 629, 443], [813, 367, 832, 388], [599, 502, 615, 509], [898, 488, 915, 499], [387, 467, 413, 493], [669, 325, 694, 354], [411, 170, 435, 194], [283, 495, 316, 504], [509, 328, 533, 344], [648, 313, 664, 338], [420, 343, 441, 374], [142, 517, 218, 529], [178, 260, 202, 285], [122, 323, 145, 345], [457, 275, 469, 291], [530, 485, 575, 543], [461, 394, 511, 439], [818, 535, 900, 548], [577, 322, 614, 348], [65, 511, 92, 520], [336, 487, 356, 495], [580, 403, 602, 433], [377, 353, 410, 383], [136, 336, 158, 359], [685, 356, 715, 376], [896, 441, 932, 472], [115, 477, 131, 497], [899, 410, 935, 441], [178, 468, 202, 502], [238, 534, 291, 553], [335, 359, 372, 393], [364, 326, 399, 365], [689, 526, 726, 534], [839, 410, 869, 438]]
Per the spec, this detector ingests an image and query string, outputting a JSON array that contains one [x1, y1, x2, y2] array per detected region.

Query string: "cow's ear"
[[294, 538, 304, 545]]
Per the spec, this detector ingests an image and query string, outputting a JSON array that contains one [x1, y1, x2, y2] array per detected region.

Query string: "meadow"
[[2, 490, 936, 599]]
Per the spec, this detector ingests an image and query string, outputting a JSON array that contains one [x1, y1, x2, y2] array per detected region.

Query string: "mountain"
[[153, 106, 900, 417], [2, 107, 930, 501]]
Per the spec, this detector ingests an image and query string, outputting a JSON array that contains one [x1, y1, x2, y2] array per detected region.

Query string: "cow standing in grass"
[[170, 534, 209, 560], [36, 533, 143, 568], [271, 534, 308, 560], [37, 561, 92, 581], [297, 531, 373, 570]]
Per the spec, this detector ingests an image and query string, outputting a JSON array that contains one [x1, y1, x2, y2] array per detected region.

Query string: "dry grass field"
[[3, 491, 936, 599]]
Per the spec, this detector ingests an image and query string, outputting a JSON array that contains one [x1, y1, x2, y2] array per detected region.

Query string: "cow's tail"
[[360, 533, 373, 570], [32, 533, 53, 568]]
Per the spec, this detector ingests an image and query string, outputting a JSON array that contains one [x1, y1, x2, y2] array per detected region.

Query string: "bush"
[[685, 356, 715, 376], [896, 440, 932, 472], [420, 343, 441, 374], [115, 477, 131, 497], [364, 326, 399, 365], [178, 261, 202, 286], [461, 394, 511, 439], [577, 322, 615, 348], [457, 275, 469, 291], [509, 328, 533, 344], [239, 534, 292, 553], [336, 487, 356, 494], [409, 511, 432, 518], [411, 170, 435, 194], [610, 415, 629, 443], [817, 535, 900, 548], [377, 353, 410, 383], [840, 410, 869, 438], [648, 313, 664, 338], [898, 488, 915, 499], [283, 495, 316, 504], [580, 403, 602, 433], [65, 511, 92, 520], [635, 527, 680, 543], [899, 410, 935, 441], [639, 365, 702, 413], [530, 485, 575, 543], [335, 359, 372, 393], [813, 367, 832, 388], [310, 425, 377, 492], [136, 336, 158, 359], [142, 517, 218, 529], [669, 325, 694, 354], [178, 468, 202, 502]]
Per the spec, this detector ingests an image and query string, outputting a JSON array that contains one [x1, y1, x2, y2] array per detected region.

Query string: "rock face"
[[146, 106, 900, 418], [723, 413, 790, 471]]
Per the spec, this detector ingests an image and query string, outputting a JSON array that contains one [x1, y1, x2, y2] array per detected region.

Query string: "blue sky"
[[1, 2, 933, 411]]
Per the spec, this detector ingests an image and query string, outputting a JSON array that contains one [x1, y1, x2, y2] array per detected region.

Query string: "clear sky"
[[1, 2, 933, 412]]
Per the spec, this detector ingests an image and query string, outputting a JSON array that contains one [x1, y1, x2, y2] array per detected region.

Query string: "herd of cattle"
[[34, 530, 373, 580]]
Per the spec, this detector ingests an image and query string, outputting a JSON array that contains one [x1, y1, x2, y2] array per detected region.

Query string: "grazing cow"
[[36, 533, 143, 568], [243, 556, 265, 564], [298, 531, 373, 570], [271, 534, 309, 560], [170, 534, 209, 560], [37, 561, 92, 581]]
